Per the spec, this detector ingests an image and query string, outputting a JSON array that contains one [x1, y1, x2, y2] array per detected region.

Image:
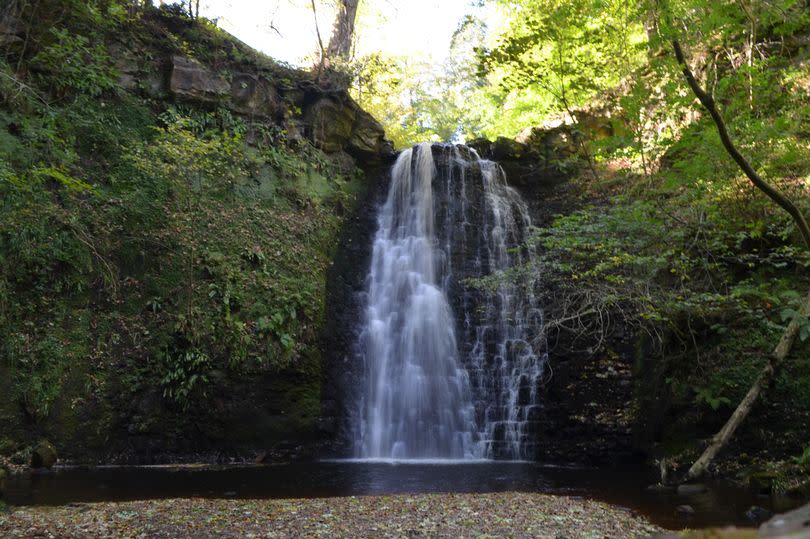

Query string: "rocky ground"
[[0, 492, 664, 538]]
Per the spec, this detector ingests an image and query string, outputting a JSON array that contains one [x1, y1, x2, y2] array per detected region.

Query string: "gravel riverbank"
[[0, 492, 665, 538]]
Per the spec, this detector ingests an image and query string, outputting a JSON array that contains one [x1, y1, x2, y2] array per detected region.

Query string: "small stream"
[[3, 461, 803, 529]]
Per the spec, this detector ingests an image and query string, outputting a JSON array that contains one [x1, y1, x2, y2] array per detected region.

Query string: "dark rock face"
[[230, 73, 282, 119], [467, 135, 571, 223], [306, 97, 356, 153], [348, 109, 393, 158], [304, 96, 393, 159], [115, 50, 393, 167], [30, 440, 57, 469], [524, 347, 638, 465], [320, 159, 394, 455], [169, 55, 230, 103]]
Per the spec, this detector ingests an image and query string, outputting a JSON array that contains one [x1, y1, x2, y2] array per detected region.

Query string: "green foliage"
[[111, 108, 354, 409], [795, 447, 810, 472], [30, 28, 118, 97], [478, 0, 647, 135], [5, 333, 67, 421], [533, 193, 808, 341], [352, 0, 650, 142], [351, 53, 458, 148], [0, 3, 361, 429], [350, 14, 498, 146], [693, 387, 732, 411], [780, 301, 810, 342], [160, 347, 211, 411]]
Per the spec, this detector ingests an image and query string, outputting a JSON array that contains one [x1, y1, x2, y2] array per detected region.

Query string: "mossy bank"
[[0, 2, 392, 463]]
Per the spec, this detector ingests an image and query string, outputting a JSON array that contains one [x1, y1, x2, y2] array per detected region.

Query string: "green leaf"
[[781, 308, 799, 322]]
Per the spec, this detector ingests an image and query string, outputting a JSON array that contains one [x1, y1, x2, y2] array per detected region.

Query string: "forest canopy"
[[338, 0, 809, 149]]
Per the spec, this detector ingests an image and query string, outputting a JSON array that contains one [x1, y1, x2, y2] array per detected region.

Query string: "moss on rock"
[[30, 440, 57, 469], [0, 4, 391, 463]]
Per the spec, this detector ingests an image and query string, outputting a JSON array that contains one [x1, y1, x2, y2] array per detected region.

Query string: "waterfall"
[[354, 143, 547, 460]]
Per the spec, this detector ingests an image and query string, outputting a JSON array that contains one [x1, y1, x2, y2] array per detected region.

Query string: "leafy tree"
[[351, 53, 454, 147], [350, 14, 495, 146], [477, 0, 648, 136], [654, 0, 810, 481], [471, 0, 810, 478]]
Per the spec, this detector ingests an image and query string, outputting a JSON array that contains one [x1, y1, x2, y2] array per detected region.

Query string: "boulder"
[[30, 440, 57, 469], [759, 502, 810, 537], [676, 483, 708, 496], [517, 125, 578, 158], [230, 73, 281, 119], [492, 136, 528, 160], [348, 108, 393, 159], [169, 55, 229, 103], [676, 504, 696, 516], [572, 110, 616, 140], [744, 505, 773, 524], [305, 97, 356, 153]]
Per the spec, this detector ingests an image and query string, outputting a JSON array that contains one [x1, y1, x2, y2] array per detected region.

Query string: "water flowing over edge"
[[353, 143, 548, 461]]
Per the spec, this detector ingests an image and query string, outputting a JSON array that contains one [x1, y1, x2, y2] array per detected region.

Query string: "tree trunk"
[[326, 0, 359, 60], [666, 32, 810, 481], [685, 289, 810, 481], [669, 38, 810, 250], [309, 0, 326, 76]]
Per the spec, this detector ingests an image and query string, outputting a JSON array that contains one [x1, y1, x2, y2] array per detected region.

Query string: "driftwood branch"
[[685, 288, 810, 481]]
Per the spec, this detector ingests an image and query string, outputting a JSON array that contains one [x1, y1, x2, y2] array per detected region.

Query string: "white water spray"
[[355, 143, 546, 460]]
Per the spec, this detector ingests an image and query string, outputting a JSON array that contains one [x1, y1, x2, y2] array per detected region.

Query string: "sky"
[[199, 0, 480, 67]]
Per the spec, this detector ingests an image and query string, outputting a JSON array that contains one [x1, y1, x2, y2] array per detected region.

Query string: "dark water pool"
[[3, 460, 803, 529]]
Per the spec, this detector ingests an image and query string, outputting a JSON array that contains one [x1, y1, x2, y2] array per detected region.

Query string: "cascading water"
[[355, 143, 478, 459], [354, 143, 547, 460]]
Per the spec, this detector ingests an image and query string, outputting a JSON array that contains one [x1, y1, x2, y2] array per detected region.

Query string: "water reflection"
[[4, 461, 804, 530]]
